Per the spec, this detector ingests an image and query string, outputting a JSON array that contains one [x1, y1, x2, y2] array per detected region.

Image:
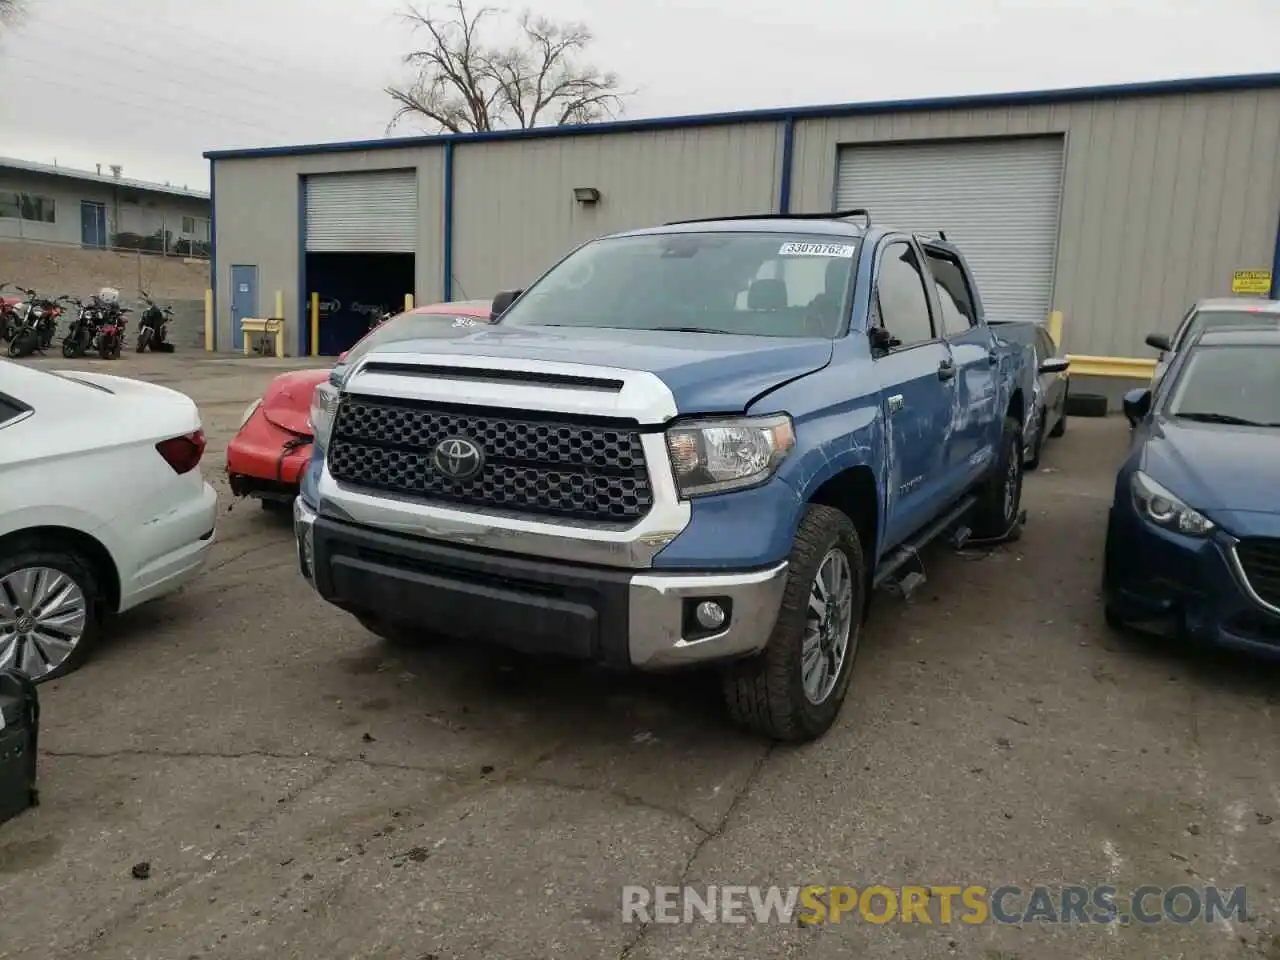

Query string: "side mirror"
[[868, 326, 897, 352], [1145, 333, 1172, 353], [1039, 357, 1070, 375], [490, 289, 523, 320], [1122, 388, 1152, 426]]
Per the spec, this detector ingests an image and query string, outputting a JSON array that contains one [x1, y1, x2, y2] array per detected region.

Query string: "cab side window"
[[873, 242, 935, 348], [924, 248, 977, 336]]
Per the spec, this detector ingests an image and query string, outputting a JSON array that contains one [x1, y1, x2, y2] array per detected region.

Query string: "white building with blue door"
[[0, 156, 210, 255]]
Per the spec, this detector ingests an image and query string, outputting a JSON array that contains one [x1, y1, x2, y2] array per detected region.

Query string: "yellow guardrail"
[[241, 317, 285, 358], [1064, 355, 1157, 379], [1045, 309, 1154, 379]]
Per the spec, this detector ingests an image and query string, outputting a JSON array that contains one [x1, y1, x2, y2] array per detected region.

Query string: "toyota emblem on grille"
[[433, 436, 484, 481]]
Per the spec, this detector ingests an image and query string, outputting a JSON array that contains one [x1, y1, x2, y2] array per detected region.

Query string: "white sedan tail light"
[[156, 429, 206, 474]]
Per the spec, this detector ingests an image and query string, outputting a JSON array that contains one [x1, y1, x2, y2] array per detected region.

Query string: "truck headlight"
[[308, 382, 340, 447], [665, 414, 795, 497], [237, 399, 261, 429], [1130, 471, 1214, 536]]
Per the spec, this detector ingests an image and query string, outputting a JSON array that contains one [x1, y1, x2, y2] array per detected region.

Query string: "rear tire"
[[720, 504, 865, 743], [970, 416, 1024, 540], [0, 543, 104, 683]]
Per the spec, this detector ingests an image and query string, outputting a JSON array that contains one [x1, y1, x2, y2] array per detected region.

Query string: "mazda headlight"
[[308, 382, 340, 447], [665, 414, 795, 497], [1130, 471, 1214, 536], [238, 399, 261, 429]]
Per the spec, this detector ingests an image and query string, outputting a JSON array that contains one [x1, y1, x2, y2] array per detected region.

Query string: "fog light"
[[695, 600, 726, 630]]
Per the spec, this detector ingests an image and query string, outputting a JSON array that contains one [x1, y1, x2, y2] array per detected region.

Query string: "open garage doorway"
[[305, 252, 415, 356], [302, 168, 418, 356]]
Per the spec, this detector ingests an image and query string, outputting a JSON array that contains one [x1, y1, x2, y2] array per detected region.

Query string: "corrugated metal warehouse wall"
[[791, 88, 1280, 356], [209, 80, 1280, 358], [451, 123, 784, 298]]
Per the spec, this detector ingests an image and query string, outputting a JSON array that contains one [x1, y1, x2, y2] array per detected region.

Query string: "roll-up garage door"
[[835, 137, 1064, 324], [304, 170, 418, 252]]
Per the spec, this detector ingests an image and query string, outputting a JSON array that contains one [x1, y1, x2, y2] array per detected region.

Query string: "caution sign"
[[1232, 270, 1272, 295]]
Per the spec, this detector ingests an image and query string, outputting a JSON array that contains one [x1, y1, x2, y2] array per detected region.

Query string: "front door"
[[231, 265, 258, 343], [80, 202, 106, 248], [870, 238, 957, 551]]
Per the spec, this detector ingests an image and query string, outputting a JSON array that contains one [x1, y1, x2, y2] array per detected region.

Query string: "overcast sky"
[[0, 0, 1276, 190]]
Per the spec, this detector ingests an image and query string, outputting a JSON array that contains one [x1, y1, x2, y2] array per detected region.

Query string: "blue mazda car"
[[1103, 326, 1280, 655]]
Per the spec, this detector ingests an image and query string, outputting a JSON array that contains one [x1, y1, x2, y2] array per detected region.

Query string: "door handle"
[[987, 351, 1000, 365], [937, 359, 956, 381]]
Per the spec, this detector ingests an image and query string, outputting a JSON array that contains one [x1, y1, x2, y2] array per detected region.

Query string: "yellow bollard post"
[[310, 292, 320, 357], [274, 291, 285, 358], [204, 289, 214, 351], [1047, 310, 1064, 348], [405, 293, 414, 312]]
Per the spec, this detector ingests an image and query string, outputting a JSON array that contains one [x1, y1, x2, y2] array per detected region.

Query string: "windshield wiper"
[[1174, 411, 1271, 426], [646, 326, 727, 335]]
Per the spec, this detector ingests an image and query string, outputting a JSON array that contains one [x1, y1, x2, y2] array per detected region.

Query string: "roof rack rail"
[[913, 229, 949, 243], [665, 208, 872, 229]]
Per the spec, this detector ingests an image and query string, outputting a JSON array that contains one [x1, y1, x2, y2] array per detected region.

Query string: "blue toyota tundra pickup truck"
[[293, 210, 1026, 742]]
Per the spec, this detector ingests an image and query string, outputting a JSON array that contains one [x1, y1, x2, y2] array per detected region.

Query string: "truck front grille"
[[326, 394, 653, 523], [1236, 538, 1280, 611]]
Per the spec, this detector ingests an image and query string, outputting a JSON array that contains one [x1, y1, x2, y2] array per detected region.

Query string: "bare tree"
[[385, 0, 628, 133]]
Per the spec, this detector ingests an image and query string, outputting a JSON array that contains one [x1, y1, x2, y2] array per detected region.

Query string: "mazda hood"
[[1140, 419, 1280, 516], [350, 325, 834, 414]]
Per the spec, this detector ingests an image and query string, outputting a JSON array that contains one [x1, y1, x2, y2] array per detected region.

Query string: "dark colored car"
[[1104, 325, 1280, 655], [990, 321, 1070, 467]]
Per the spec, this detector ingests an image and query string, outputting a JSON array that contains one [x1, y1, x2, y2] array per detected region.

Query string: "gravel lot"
[[2, 352, 1278, 960]]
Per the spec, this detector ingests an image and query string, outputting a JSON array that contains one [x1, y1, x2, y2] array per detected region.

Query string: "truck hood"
[[357, 325, 834, 414]]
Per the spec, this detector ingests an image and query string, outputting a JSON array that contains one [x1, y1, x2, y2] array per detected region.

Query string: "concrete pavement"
[[1, 352, 1278, 960]]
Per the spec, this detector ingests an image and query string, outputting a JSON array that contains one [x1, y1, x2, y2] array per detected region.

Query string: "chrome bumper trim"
[[294, 495, 317, 582], [627, 562, 789, 669]]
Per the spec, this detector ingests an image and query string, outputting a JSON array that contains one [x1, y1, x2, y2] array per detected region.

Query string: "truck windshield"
[[499, 231, 860, 338]]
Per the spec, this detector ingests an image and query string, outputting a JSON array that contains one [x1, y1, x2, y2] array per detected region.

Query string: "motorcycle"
[[95, 304, 129, 359], [60, 296, 99, 358], [135, 290, 175, 353], [0, 282, 24, 343], [5, 287, 64, 359]]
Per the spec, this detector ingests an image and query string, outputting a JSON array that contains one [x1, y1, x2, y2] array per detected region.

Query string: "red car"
[[226, 299, 494, 508]]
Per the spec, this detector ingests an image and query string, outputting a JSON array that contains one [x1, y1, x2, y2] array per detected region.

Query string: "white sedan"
[[0, 359, 218, 680]]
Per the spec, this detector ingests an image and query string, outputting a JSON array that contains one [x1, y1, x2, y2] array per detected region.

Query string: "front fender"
[[651, 368, 885, 570]]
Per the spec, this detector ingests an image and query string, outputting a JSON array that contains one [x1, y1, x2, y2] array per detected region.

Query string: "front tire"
[[0, 545, 103, 682], [970, 416, 1024, 540], [721, 504, 865, 742], [6, 330, 37, 358]]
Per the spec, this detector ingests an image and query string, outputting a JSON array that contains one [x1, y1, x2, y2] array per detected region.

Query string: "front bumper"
[[293, 497, 788, 670], [1103, 504, 1280, 657]]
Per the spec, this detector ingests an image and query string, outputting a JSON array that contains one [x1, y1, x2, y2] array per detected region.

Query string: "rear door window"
[[924, 248, 978, 336], [0, 392, 32, 428]]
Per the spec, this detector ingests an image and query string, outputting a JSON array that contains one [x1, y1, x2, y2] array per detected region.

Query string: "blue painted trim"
[[778, 115, 795, 214], [1272, 208, 1280, 300], [442, 141, 454, 302], [202, 72, 1280, 160], [297, 175, 308, 356], [209, 159, 217, 351]]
